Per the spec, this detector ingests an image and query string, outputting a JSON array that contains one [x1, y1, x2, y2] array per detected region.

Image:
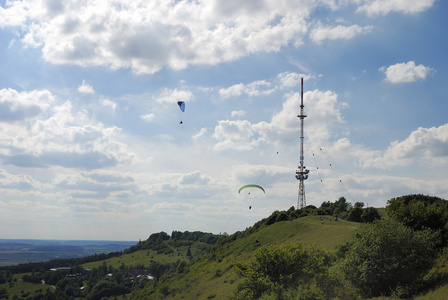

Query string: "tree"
[[334, 197, 349, 214], [347, 207, 363, 222], [186, 246, 192, 258], [319, 197, 351, 218], [360, 207, 381, 223], [340, 219, 439, 298], [354, 202, 364, 208]]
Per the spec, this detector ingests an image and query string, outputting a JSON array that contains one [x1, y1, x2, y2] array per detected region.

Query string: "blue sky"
[[0, 0, 447, 240]]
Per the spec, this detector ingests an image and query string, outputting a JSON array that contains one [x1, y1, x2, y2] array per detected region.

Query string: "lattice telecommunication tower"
[[295, 78, 309, 209]]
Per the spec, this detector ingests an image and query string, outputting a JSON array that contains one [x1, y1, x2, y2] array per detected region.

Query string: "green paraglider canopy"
[[238, 184, 265, 194]]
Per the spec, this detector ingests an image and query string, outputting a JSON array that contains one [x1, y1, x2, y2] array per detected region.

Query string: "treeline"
[[123, 230, 220, 255], [268, 197, 381, 225]]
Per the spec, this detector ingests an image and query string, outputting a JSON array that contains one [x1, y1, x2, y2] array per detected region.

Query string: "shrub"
[[340, 219, 439, 298]]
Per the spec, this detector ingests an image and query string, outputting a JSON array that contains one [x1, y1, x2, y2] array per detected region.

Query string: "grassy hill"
[[101, 215, 361, 299]]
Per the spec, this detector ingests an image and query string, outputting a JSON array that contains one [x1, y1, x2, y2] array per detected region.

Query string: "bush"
[[236, 244, 327, 299], [340, 219, 439, 298]]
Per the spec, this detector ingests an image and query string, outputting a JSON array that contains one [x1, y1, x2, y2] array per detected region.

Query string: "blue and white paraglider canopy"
[[177, 101, 185, 112], [177, 101, 185, 124]]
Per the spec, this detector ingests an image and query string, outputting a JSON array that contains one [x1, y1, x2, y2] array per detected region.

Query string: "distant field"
[[0, 239, 137, 266]]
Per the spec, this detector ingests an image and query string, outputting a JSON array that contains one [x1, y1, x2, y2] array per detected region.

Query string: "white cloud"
[[141, 113, 156, 122], [310, 23, 373, 44], [379, 61, 434, 83], [231, 110, 246, 118], [219, 80, 275, 99], [0, 169, 43, 191], [219, 73, 309, 100], [212, 88, 347, 151], [52, 171, 140, 200], [155, 88, 194, 104], [0, 88, 54, 121], [357, 0, 437, 16], [213, 120, 261, 151], [256, 89, 346, 145], [364, 124, 448, 169], [0, 0, 29, 27], [192, 128, 208, 142], [219, 83, 245, 99], [101, 99, 117, 110], [179, 170, 211, 185], [78, 80, 95, 94], [0, 89, 134, 169], [276, 72, 306, 89], [0, 0, 317, 74]]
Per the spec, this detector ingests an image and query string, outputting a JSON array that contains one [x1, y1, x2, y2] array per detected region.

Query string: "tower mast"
[[295, 78, 309, 209]]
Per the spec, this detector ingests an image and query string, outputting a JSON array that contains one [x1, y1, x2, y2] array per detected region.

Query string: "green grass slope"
[[133, 215, 361, 299]]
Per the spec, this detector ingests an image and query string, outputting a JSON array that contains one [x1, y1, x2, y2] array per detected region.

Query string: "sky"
[[0, 0, 447, 241]]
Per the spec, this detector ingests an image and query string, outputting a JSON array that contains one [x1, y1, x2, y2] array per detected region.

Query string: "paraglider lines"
[[305, 124, 355, 204], [311, 152, 330, 203], [318, 146, 355, 204]]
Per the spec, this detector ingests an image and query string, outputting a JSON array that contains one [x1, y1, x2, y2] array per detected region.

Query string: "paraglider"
[[177, 101, 185, 124], [238, 184, 265, 194], [238, 184, 265, 210]]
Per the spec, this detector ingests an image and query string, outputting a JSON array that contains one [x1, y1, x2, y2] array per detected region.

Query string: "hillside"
[[121, 215, 361, 299], [0, 214, 360, 299]]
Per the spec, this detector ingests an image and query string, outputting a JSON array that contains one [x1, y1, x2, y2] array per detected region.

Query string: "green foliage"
[[360, 207, 381, 223], [340, 219, 439, 298], [0, 271, 12, 285], [354, 202, 364, 208], [87, 279, 131, 300], [234, 243, 323, 298], [422, 247, 448, 291], [124, 232, 171, 254], [176, 260, 188, 273], [320, 197, 350, 217], [386, 194, 448, 246], [347, 206, 363, 222], [0, 286, 8, 300], [124, 230, 220, 256], [319, 197, 381, 223], [171, 231, 219, 245], [234, 243, 358, 299]]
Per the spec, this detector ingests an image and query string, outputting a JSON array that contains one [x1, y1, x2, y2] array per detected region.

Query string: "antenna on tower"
[[295, 78, 309, 209]]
